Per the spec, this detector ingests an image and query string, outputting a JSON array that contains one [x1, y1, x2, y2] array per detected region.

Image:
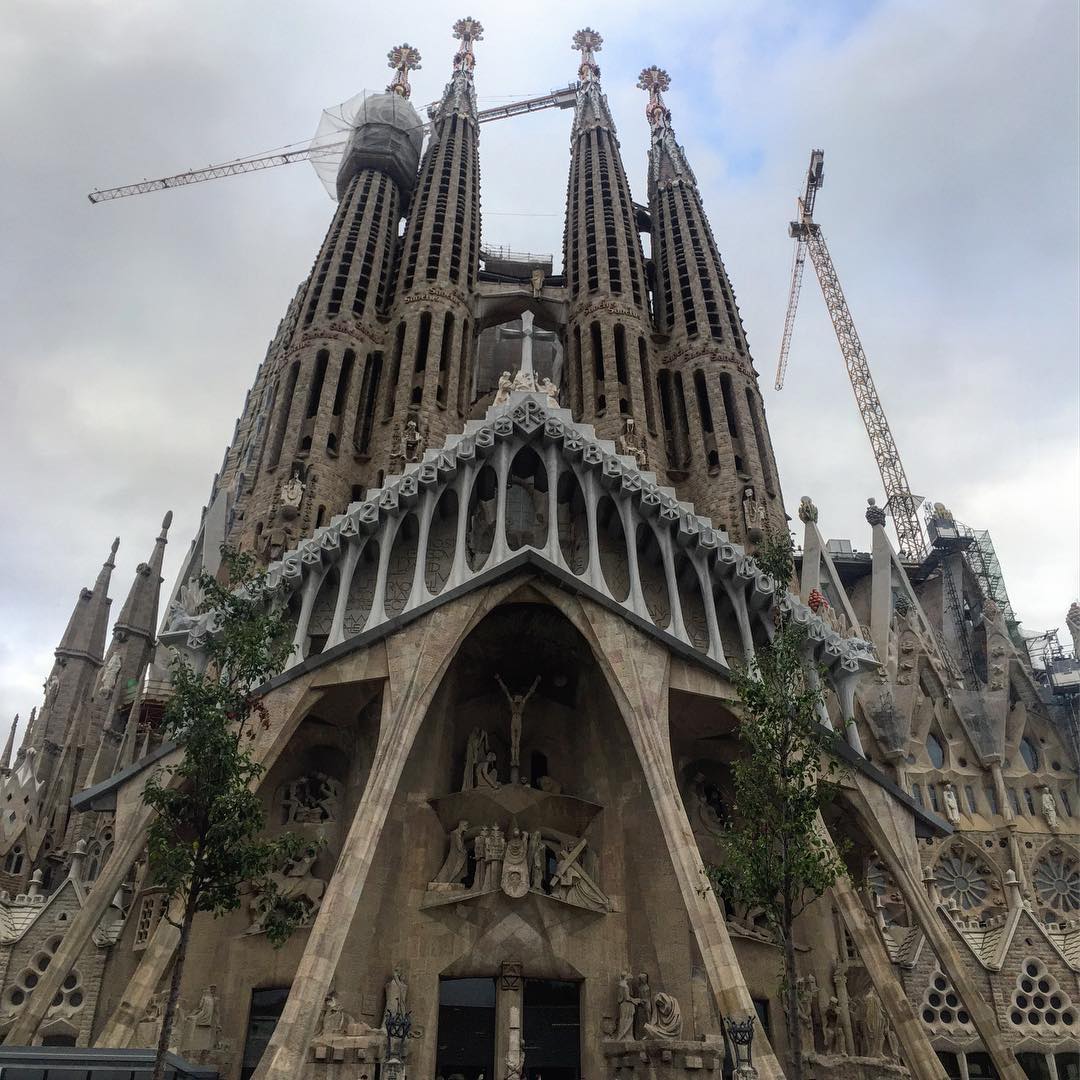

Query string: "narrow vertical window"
[[355, 351, 384, 454], [305, 350, 330, 419], [590, 322, 605, 415], [267, 361, 300, 469], [437, 312, 454, 407], [638, 337, 656, 433], [384, 323, 405, 420], [456, 318, 472, 414], [719, 373, 739, 437]]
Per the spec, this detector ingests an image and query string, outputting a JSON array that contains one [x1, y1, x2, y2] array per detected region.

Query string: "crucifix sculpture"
[[495, 674, 540, 783]]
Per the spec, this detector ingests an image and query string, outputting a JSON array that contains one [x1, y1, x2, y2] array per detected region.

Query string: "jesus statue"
[[494, 674, 540, 783]]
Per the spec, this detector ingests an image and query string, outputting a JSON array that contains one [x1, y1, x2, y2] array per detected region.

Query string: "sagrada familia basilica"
[[1, 19, 1077, 1080]]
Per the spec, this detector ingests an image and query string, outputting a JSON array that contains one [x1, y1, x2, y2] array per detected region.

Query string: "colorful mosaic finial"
[[572, 28, 603, 83], [386, 43, 422, 98], [637, 66, 672, 129]]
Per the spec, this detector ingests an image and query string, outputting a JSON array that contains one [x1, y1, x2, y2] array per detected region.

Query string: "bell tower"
[[639, 67, 784, 543]]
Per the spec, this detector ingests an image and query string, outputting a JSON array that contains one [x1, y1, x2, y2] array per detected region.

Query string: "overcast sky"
[[2, 0, 1077, 736]]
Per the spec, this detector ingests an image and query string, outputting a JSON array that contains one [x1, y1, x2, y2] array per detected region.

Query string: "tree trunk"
[[152, 899, 196, 1080], [783, 892, 804, 1080]]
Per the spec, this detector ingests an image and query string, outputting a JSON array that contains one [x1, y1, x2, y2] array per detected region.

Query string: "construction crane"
[[88, 85, 578, 204], [774, 150, 927, 561]]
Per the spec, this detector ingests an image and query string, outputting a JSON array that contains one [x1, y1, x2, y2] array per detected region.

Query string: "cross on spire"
[[637, 66, 672, 130], [386, 43, 422, 99], [572, 28, 603, 84], [452, 17, 483, 76]]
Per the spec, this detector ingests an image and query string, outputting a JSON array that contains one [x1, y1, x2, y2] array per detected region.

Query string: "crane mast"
[[778, 150, 927, 561]]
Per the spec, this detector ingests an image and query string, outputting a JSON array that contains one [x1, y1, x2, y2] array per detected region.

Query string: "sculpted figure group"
[[612, 970, 682, 1041]]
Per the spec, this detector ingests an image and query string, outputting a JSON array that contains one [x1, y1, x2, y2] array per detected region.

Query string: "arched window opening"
[[331, 350, 355, 418], [267, 361, 300, 469], [1020, 736, 1039, 772], [590, 322, 606, 415], [384, 324, 406, 420], [354, 351, 383, 455], [638, 337, 656, 433], [505, 447, 548, 552], [926, 732, 946, 769], [305, 350, 330, 419], [457, 318, 472, 414], [719, 373, 739, 438], [3, 845, 24, 875], [437, 312, 454, 408]]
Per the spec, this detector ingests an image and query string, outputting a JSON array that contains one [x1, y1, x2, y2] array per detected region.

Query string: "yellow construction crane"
[[775, 150, 927, 561]]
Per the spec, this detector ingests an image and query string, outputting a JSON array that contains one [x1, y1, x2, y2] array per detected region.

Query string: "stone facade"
[[2, 20, 1078, 1080]]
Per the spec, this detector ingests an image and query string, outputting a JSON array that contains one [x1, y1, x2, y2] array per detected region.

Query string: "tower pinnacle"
[[386, 43, 421, 98], [637, 66, 672, 129], [452, 17, 483, 76], [572, 27, 602, 83]]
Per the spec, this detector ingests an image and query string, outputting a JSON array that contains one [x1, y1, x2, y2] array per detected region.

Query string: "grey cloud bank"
[[1, 0, 1077, 730]]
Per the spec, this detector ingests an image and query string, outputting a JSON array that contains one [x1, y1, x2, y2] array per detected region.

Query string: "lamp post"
[[724, 1014, 758, 1079], [383, 1007, 412, 1079]]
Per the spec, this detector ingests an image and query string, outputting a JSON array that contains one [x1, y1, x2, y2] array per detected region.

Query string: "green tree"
[[142, 550, 309, 1080], [709, 531, 847, 1080]]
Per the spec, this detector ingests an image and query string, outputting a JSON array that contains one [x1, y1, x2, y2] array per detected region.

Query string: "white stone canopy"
[[164, 391, 878, 746]]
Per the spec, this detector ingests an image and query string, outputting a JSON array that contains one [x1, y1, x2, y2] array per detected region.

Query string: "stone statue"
[[1067, 601, 1080, 657], [96, 652, 122, 696], [400, 418, 425, 463], [384, 966, 407, 1018], [942, 782, 961, 826], [167, 577, 206, 632], [433, 820, 470, 885], [43, 674, 59, 706], [494, 370, 515, 406], [528, 830, 546, 889], [316, 988, 355, 1037], [512, 367, 537, 393], [863, 989, 886, 1059], [643, 992, 682, 1039], [462, 727, 489, 790], [500, 826, 531, 899], [495, 674, 540, 783], [530, 267, 545, 298], [177, 984, 220, 1054], [617, 417, 649, 470], [486, 825, 506, 891], [136, 990, 166, 1047], [613, 972, 641, 1041], [635, 973, 652, 1039], [796, 976, 815, 1050], [247, 847, 325, 934], [475, 749, 500, 790], [933, 501, 955, 522], [473, 826, 489, 891], [537, 375, 560, 408], [279, 466, 305, 518], [1041, 786, 1060, 831], [798, 495, 818, 524], [549, 839, 610, 912], [741, 485, 765, 536], [823, 996, 844, 1056], [282, 773, 340, 824]]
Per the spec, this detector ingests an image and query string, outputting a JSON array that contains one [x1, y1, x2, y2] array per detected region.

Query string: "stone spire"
[[0, 716, 17, 771], [639, 69, 783, 543], [55, 537, 118, 664], [385, 17, 483, 445], [112, 511, 171, 646], [562, 29, 656, 451]]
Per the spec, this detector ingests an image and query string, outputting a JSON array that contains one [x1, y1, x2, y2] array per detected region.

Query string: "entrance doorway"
[[523, 979, 580, 1080], [437, 977, 496, 1079]]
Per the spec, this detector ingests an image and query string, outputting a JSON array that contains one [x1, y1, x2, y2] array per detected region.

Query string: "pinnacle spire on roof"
[[433, 17, 483, 124], [113, 511, 172, 644], [638, 67, 696, 190], [56, 536, 118, 663], [1, 716, 17, 770], [386, 43, 421, 99], [570, 28, 616, 137]]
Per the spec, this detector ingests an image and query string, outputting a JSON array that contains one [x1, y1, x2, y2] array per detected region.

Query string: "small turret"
[[55, 538, 118, 665], [112, 512, 172, 646], [0, 715, 17, 771]]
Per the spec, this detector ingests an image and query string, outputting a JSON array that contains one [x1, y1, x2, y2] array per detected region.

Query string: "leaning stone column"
[[820, 822, 948, 1080], [587, 611, 786, 1080], [252, 591, 494, 1080], [854, 789, 1025, 1080], [4, 808, 155, 1045]]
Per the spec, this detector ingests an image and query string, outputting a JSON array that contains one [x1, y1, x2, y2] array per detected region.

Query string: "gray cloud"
[[2, 0, 1077, 732]]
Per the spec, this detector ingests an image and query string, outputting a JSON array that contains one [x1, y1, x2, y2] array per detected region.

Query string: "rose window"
[[1033, 848, 1080, 916], [934, 844, 997, 912]]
